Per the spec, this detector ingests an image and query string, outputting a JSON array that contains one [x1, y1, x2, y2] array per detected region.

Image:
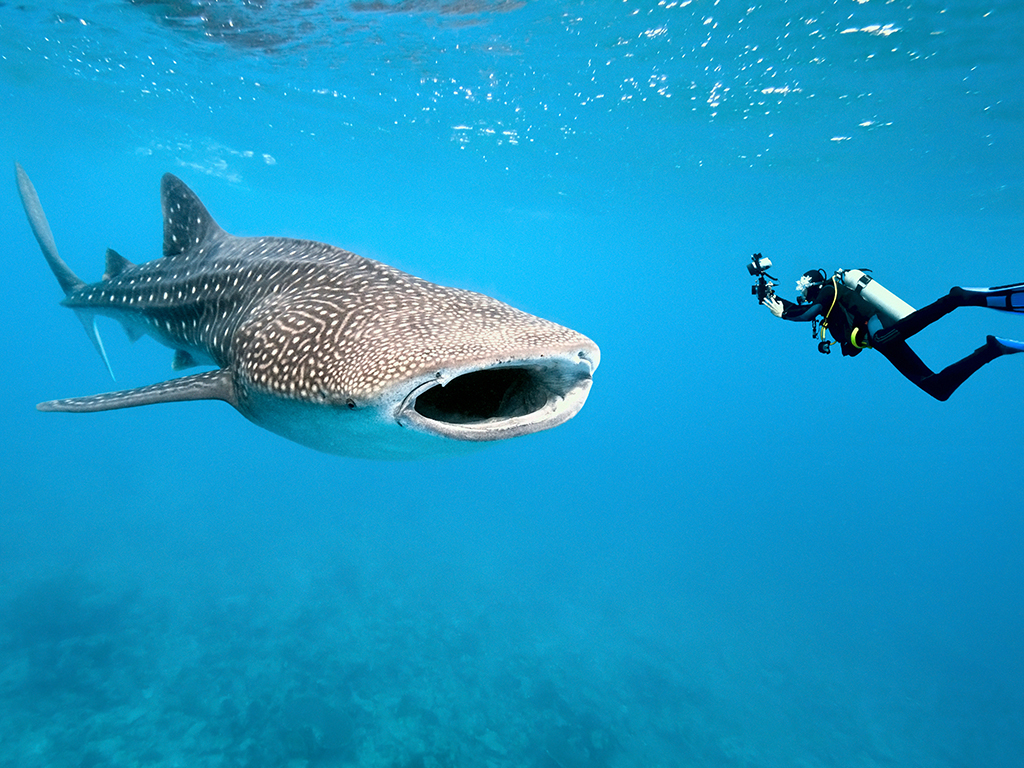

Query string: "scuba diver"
[[747, 254, 1024, 401]]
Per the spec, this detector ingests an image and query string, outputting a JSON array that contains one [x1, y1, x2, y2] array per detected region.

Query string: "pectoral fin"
[[37, 369, 236, 412], [172, 350, 199, 370]]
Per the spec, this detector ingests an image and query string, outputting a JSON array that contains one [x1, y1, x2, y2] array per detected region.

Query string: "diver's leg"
[[873, 282, 1024, 346], [874, 336, 1007, 401], [872, 288, 986, 345]]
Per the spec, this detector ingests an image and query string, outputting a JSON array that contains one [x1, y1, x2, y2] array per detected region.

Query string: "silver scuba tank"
[[840, 269, 915, 329]]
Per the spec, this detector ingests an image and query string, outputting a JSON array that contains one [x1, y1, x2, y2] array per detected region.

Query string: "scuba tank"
[[840, 269, 915, 330]]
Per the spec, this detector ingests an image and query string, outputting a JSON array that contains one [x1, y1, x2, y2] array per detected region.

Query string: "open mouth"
[[397, 353, 596, 441]]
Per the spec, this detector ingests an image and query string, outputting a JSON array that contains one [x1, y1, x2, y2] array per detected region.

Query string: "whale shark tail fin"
[[15, 162, 114, 379]]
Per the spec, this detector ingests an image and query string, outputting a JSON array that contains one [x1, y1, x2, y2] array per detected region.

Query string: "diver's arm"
[[763, 295, 822, 322], [782, 301, 823, 321]]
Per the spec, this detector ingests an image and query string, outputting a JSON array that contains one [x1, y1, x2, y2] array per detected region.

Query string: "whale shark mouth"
[[396, 353, 597, 442]]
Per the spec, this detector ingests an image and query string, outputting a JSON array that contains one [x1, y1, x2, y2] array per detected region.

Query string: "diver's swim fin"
[[961, 283, 1024, 312], [987, 335, 1024, 355]]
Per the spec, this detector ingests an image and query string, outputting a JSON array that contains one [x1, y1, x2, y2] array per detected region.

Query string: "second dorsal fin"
[[103, 248, 135, 280]]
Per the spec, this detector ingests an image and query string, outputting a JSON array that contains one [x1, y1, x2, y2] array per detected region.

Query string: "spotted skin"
[[19, 165, 600, 458]]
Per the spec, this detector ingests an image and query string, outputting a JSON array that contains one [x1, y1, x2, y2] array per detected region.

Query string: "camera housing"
[[747, 253, 777, 303], [747, 255, 772, 276]]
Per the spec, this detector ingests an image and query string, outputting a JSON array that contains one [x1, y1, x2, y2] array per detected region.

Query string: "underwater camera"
[[746, 254, 772, 277], [747, 253, 777, 302]]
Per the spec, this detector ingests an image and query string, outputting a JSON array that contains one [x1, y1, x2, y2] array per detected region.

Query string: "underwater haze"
[[2, 1, 1023, 766]]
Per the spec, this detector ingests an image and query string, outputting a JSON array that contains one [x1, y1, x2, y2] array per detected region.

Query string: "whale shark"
[[16, 163, 599, 459]]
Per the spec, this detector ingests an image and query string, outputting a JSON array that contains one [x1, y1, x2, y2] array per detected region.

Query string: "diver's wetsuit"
[[777, 282, 1010, 401]]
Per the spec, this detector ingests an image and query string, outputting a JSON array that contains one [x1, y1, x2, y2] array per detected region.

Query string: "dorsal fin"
[[160, 174, 226, 258], [103, 248, 134, 280]]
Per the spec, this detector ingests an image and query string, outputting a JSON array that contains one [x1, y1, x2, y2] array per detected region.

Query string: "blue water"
[[2, 1, 1023, 766]]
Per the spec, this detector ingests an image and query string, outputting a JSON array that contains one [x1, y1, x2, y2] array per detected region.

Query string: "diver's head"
[[796, 269, 828, 303]]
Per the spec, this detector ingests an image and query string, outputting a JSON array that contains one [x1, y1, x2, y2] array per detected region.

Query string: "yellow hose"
[[819, 275, 839, 346]]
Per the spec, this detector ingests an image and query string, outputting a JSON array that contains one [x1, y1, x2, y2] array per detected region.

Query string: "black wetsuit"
[[778, 281, 873, 357], [778, 282, 1001, 401]]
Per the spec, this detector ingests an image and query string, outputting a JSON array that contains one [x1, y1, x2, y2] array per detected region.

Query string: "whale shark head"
[[222, 236, 600, 458]]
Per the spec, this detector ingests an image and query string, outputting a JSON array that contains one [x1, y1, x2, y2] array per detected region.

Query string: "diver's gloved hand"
[[762, 295, 784, 318]]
